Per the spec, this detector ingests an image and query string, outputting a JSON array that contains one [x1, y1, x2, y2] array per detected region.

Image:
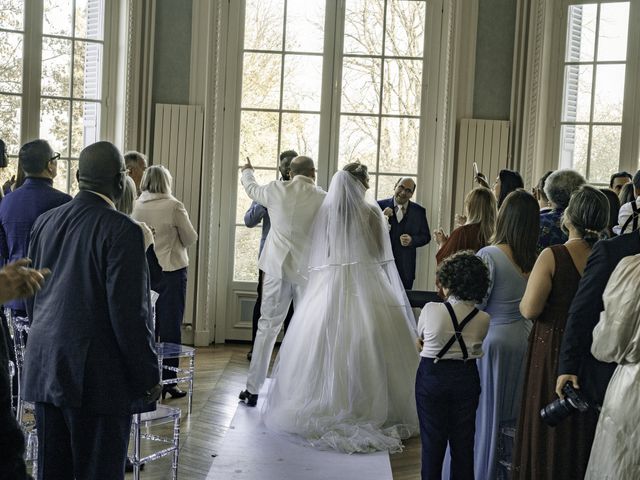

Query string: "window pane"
[[0, 0, 24, 30], [236, 169, 278, 223], [72, 41, 102, 99], [53, 158, 69, 193], [244, 0, 283, 51], [41, 37, 72, 97], [285, 0, 325, 53], [590, 125, 621, 183], [281, 112, 320, 160], [239, 111, 280, 167], [71, 101, 100, 157], [341, 57, 381, 114], [385, 0, 426, 57], [344, 0, 384, 55], [234, 226, 261, 282], [282, 54, 322, 111], [559, 124, 588, 176], [75, 0, 104, 40], [597, 2, 629, 62], [241, 52, 281, 109], [382, 59, 422, 116], [379, 117, 419, 173], [561, 64, 592, 123], [40, 98, 70, 156], [69, 159, 79, 195], [43, 0, 73, 37], [338, 115, 378, 169], [566, 4, 596, 62], [0, 157, 17, 190], [593, 64, 625, 122], [0, 31, 22, 93], [0, 94, 20, 154]]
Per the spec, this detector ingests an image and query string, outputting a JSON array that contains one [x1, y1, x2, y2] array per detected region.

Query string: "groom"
[[239, 155, 326, 406]]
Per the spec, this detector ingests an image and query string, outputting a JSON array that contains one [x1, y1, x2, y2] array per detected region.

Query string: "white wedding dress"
[[262, 170, 419, 454]]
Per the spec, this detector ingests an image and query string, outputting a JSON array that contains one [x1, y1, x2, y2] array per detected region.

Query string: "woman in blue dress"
[[474, 189, 539, 479]]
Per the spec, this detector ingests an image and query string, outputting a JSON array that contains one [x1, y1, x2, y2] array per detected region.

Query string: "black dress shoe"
[[239, 389, 258, 407], [125, 458, 145, 472], [162, 386, 187, 399]]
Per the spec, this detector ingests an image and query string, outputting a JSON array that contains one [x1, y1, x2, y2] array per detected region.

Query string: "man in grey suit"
[[23, 141, 161, 479]]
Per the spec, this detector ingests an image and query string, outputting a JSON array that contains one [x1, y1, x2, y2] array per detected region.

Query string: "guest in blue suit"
[[0, 139, 72, 316], [378, 177, 431, 289], [23, 141, 161, 480]]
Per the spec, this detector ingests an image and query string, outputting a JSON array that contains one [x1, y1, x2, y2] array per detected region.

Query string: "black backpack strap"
[[435, 303, 479, 361]]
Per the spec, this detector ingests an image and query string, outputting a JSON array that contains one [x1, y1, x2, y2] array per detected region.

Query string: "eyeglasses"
[[50, 152, 60, 162]]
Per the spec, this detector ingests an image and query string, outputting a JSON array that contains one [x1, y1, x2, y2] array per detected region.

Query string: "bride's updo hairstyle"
[[343, 161, 369, 188], [436, 250, 490, 304]]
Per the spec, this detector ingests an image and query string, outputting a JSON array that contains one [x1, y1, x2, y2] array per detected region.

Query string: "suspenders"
[[434, 302, 479, 363], [620, 201, 639, 234]]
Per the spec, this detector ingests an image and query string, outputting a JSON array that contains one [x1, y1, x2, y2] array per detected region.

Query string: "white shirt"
[[417, 297, 490, 360], [614, 198, 640, 235]]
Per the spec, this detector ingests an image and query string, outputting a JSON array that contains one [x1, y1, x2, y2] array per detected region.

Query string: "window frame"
[[0, 0, 120, 194], [550, 0, 640, 182], [229, 0, 430, 283]]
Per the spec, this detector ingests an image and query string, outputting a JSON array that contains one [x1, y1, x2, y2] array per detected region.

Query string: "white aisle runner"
[[206, 380, 393, 480]]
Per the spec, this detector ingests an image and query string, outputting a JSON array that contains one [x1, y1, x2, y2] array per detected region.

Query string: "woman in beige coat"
[[585, 254, 640, 479], [132, 165, 198, 398]]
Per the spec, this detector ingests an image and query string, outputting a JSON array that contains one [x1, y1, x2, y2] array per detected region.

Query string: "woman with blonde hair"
[[434, 187, 496, 265], [132, 165, 198, 399]]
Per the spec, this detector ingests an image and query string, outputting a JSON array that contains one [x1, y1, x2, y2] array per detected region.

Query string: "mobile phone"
[[473, 162, 478, 178]]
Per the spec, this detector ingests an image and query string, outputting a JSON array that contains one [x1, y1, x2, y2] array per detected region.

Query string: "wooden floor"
[[131, 344, 422, 480]]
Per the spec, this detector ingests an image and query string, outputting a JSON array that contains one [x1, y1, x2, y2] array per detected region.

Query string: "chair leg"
[[172, 414, 180, 480], [188, 355, 194, 415], [133, 414, 141, 480]]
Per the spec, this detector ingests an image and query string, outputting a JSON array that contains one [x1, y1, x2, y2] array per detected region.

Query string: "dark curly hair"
[[436, 250, 490, 303]]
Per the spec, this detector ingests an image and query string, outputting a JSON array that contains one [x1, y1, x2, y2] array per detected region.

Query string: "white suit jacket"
[[241, 169, 326, 284]]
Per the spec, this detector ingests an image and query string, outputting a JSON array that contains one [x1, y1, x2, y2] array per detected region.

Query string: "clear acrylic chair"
[[6, 308, 38, 476], [129, 403, 181, 480], [156, 342, 195, 414]]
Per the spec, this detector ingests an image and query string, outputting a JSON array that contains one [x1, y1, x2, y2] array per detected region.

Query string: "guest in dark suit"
[[0, 139, 72, 316], [378, 177, 431, 289], [557, 230, 640, 407], [23, 141, 161, 480]]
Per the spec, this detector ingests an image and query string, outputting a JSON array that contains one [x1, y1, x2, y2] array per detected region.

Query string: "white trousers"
[[246, 273, 303, 394]]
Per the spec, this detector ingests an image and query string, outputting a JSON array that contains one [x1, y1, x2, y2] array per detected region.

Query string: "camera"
[[540, 381, 591, 427]]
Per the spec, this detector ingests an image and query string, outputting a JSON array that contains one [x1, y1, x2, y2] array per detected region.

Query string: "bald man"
[[378, 177, 431, 289], [238, 155, 326, 406], [23, 141, 161, 479]]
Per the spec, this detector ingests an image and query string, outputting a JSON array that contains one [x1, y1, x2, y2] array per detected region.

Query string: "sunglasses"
[[50, 152, 61, 161]]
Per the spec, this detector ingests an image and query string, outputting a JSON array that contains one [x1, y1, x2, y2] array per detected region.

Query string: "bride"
[[262, 162, 419, 454]]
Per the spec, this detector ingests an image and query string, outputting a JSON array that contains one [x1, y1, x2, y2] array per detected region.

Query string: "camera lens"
[[540, 397, 575, 427]]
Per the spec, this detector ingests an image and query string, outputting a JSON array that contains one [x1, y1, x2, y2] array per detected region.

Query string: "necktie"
[[396, 204, 405, 222]]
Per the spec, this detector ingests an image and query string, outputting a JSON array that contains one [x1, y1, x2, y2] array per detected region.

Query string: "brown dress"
[[512, 245, 599, 480], [435, 222, 484, 265]]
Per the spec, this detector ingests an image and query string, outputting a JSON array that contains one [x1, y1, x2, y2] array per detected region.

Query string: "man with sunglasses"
[[378, 177, 431, 290], [0, 139, 71, 321]]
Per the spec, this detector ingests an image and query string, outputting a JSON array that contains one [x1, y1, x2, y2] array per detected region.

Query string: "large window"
[[233, 0, 427, 282], [558, 1, 631, 183], [0, 0, 109, 195]]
